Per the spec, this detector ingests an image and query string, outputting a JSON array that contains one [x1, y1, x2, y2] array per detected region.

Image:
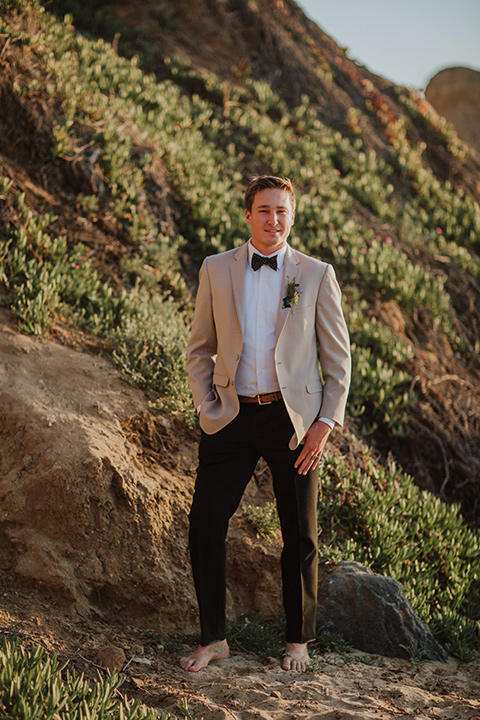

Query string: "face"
[[245, 188, 295, 255]]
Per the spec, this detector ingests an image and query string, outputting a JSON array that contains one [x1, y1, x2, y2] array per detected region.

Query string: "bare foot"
[[180, 640, 229, 672], [282, 642, 309, 672]]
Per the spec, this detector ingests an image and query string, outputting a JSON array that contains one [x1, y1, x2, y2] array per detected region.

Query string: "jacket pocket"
[[213, 372, 230, 388], [306, 379, 323, 394]]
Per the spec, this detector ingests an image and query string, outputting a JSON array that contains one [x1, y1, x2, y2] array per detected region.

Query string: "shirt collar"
[[247, 240, 287, 271]]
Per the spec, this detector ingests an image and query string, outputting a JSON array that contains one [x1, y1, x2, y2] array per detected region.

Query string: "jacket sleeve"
[[315, 264, 351, 426], [186, 258, 218, 409]]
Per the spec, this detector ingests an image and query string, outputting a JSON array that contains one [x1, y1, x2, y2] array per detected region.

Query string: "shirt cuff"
[[316, 416, 335, 430]]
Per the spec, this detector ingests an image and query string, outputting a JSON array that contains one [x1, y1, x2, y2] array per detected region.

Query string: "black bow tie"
[[251, 252, 278, 271]]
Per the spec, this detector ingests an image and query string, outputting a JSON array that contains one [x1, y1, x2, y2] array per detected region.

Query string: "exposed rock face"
[[426, 66, 480, 150], [317, 561, 448, 661]]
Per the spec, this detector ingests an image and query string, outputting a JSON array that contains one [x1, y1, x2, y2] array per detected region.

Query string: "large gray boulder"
[[317, 561, 448, 662]]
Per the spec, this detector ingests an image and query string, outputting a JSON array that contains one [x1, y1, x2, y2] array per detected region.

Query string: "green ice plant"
[[396, 88, 468, 161], [401, 211, 480, 281], [348, 344, 414, 436], [0, 639, 174, 719], [342, 298, 416, 434], [367, 85, 480, 251], [348, 305, 414, 366], [0, 14, 442, 434], [242, 501, 280, 542], [108, 289, 193, 421]]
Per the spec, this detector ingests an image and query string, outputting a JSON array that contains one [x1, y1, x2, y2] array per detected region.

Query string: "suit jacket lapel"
[[229, 243, 249, 336], [276, 245, 302, 342]]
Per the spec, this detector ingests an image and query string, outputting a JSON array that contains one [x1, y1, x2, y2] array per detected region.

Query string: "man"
[[181, 175, 351, 673]]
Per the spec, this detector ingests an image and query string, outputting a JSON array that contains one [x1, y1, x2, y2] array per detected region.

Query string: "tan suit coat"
[[186, 242, 351, 449]]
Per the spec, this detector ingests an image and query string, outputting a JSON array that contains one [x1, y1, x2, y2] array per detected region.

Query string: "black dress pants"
[[188, 399, 319, 646]]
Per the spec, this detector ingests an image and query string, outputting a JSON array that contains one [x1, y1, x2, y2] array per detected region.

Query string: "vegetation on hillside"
[[0, 0, 479, 675], [0, 638, 181, 719]]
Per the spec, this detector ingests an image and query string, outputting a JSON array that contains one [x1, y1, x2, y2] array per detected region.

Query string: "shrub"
[[242, 501, 280, 542], [108, 291, 194, 421]]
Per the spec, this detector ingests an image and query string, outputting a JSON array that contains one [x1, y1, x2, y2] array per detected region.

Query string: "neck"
[[251, 239, 287, 256]]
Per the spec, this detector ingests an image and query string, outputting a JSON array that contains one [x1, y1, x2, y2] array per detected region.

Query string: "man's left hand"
[[294, 420, 332, 476]]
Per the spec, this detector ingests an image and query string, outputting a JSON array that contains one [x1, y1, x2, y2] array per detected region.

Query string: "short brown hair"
[[244, 175, 296, 212]]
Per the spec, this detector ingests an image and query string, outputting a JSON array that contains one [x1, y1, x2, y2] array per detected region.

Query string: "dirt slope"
[[0, 307, 283, 629]]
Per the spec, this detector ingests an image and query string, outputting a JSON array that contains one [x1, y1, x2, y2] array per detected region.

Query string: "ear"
[[291, 209, 295, 225], [245, 208, 252, 225]]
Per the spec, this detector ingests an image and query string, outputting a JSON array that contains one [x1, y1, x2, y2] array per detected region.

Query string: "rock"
[[425, 66, 480, 150], [317, 561, 448, 662], [96, 645, 126, 672]]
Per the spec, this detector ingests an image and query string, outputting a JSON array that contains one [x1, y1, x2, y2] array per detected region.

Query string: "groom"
[[182, 175, 351, 672]]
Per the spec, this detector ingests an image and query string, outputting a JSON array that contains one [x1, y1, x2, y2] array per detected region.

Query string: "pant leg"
[[189, 410, 260, 646], [256, 402, 319, 644], [273, 466, 319, 643]]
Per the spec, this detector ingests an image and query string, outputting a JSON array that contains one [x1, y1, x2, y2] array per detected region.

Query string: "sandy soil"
[[1, 583, 479, 720]]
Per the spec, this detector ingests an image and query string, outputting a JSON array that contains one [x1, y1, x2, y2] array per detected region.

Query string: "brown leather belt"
[[238, 391, 283, 405]]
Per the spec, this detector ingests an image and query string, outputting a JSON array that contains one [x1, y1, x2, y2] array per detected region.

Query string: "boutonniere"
[[282, 276, 302, 309]]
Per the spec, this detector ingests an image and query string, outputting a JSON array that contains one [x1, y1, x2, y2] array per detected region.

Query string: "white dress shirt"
[[235, 241, 287, 396], [235, 241, 334, 429]]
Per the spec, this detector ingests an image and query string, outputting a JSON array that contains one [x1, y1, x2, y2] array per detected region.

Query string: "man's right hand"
[[294, 420, 332, 475]]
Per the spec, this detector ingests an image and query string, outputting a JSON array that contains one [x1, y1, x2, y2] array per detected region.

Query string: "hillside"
[[2, 0, 480, 519], [1, 0, 480, 714], [72, 0, 480, 514]]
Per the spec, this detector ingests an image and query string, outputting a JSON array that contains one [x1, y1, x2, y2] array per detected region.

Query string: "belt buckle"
[[257, 393, 272, 405]]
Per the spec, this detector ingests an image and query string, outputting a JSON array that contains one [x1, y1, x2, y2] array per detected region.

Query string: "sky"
[[298, 0, 480, 90]]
